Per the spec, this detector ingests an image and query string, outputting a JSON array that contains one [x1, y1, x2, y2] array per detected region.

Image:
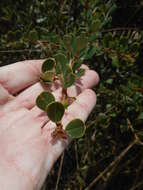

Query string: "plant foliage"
[[1, 0, 143, 190]]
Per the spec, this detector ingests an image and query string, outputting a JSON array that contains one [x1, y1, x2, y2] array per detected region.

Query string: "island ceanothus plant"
[[36, 33, 90, 141]]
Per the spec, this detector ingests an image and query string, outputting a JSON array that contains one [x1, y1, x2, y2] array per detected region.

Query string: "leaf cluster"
[[40, 32, 90, 88], [1, 0, 143, 190], [36, 91, 85, 139]]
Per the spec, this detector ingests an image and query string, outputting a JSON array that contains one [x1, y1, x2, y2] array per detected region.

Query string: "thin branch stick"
[[102, 119, 143, 190], [127, 118, 143, 146], [0, 49, 42, 53], [60, 0, 67, 12], [131, 158, 143, 190], [131, 180, 143, 190], [55, 152, 65, 190], [102, 27, 141, 33], [85, 140, 136, 190], [75, 141, 79, 169]]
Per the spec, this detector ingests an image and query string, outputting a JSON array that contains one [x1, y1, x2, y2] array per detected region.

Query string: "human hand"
[[0, 60, 99, 190]]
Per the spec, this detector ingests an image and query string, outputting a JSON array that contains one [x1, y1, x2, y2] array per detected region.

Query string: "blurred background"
[[0, 0, 143, 189]]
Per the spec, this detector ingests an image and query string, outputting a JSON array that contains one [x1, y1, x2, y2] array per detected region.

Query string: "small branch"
[[85, 140, 136, 190], [131, 180, 143, 190], [74, 141, 79, 169], [60, 0, 67, 12], [0, 49, 42, 53], [71, 48, 81, 67], [102, 27, 141, 33], [127, 118, 143, 146], [55, 152, 65, 190], [131, 157, 143, 190]]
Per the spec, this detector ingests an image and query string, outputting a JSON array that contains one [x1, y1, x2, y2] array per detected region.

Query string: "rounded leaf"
[[40, 71, 55, 83], [65, 119, 86, 139], [46, 102, 65, 122], [42, 58, 55, 72], [61, 65, 75, 88], [55, 53, 68, 74], [36, 91, 55, 111]]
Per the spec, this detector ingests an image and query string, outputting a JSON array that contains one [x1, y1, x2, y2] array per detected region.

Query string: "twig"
[[85, 140, 136, 190], [55, 152, 65, 190], [75, 141, 79, 169], [131, 157, 143, 190], [102, 27, 141, 33], [0, 49, 42, 53], [127, 118, 143, 146], [127, 118, 139, 140], [131, 180, 143, 190], [60, 0, 67, 12], [102, 119, 143, 189]]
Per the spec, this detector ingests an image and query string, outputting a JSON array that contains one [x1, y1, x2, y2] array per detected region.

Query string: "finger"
[[1, 89, 96, 189], [41, 89, 96, 173], [80, 64, 89, 70], [2, 69, 99, 113], [67, 69, 99, 97], [63, 89, 97, 127], [1, 83, 62, 114], [0, 60, 44, 95], [0, 82, 46, 113], [0, 84, 14, 105]]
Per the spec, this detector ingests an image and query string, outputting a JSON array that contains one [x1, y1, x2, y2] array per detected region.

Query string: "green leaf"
[[65, 119, 86, 139], [36, 91, 55, 111], [62, 65, 75, 88], [103, 33, 113, 47], [130, 42, 139, 52], [71, 35, 78, 55], [14, 30, 21, 40], [88, 33, 97, 42], [90, 19, 101, 32], [106, 79, 113, 84], [79, 48, 88, 60], [62, 73, 75, 88], [28, 29, 38, 41], [111, 55, 119, 68], [46, 102, 65, 122], [62, 99, 69, 109], [63, 34, 72, 48], [120, 124, 128, 133], [7, 31, 16, 42], [110, 113, 117, 118], [85, 46, 98, 59], [137, 112, 143, 120], [42, 58, 55, 72], [107, 4, 117, 15], [55, 53, 68, 74], [75, 35, 88, 50], [72, 62, 82, 72], [40, 71, 55, 83], [74, 68, 85, 79]]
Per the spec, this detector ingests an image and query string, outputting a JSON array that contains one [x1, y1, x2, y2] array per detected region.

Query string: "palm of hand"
[[0, 60, 99, 190]]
